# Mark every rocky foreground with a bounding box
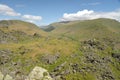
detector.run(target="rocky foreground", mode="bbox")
[0,39,120,80]
[0,66,53,80]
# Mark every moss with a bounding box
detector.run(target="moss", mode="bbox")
[43,72,48,76]
[110,59,120,80]
[65,72,96,80]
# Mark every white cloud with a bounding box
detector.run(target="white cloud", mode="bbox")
[22,15,42,23]
[22,15,42,21]
[0,4,21,16]
[60,9,120,22]
[0,4,43,25]
[25,20,35,23]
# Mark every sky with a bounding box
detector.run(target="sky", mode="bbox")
[0,0,120,26]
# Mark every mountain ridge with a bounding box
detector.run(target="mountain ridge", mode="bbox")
[44,18,120,41]
[0,20,47,36]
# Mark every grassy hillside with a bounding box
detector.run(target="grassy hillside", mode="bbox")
[0,18,120,80]
[0,20,47,36]
[47,18,120,41]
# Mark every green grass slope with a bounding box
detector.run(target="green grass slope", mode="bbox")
[0,20,47,36]
[49,18,120,40]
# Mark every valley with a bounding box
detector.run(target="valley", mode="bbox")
[0,18,120,80]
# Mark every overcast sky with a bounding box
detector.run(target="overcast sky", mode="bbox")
[0,0,120,25]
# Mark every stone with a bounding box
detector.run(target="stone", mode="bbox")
[0,72,4,80]
[54,75,62,80]
[26,66,53,80]
[4,74,14,80]
[101,71,115,80]
[42,53,60,64]
[81,39,106,51]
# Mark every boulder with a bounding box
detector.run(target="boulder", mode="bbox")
[26,66,53,80]
[0,72,4,80]
[4,74,14,80]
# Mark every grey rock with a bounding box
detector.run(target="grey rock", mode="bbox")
[0,72,4,80]
[42,53,60,64]
[53,75,62,80]
[101,71,115,80]
[81,39,106,52]
[50,62,68,80]
[0,29,17,43]
[53,62,66,72]
[26,66,53,80]
[4,74,14,80]
[0,49,12,66]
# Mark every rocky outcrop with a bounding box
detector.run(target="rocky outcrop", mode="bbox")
[4,74,14,80]
[26,66,53,80]
[83,52,115,80]
[41,53,60,64]
[50,62,69,80]
[0,66,53,80]
[0,49,12,66]
[0,30,17,43]
[80,39,107,52]
[0,72,14,80]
